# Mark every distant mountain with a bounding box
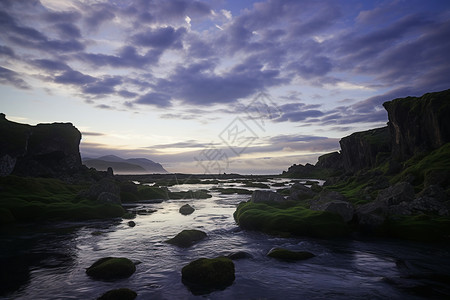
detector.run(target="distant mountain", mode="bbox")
[83,155,168,174]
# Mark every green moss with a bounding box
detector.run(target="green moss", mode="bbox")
[233,202,349,238]
[383,214,450,242]
[182,257,235,295]
[97,288,137,300]
[392,143,450,189]
[137,186,168,200]
[165,229,207,247]
[86,257,136,281]
[267,248,315,261]
[0,175,124,222]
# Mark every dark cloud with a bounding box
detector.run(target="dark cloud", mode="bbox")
[42,10,82,24]
[32,59,69,71]
[132,26,186,49]
[125,0,211,25]
[84,3,115,31]
[148,140,220,149]
[0,66,31,89]
[118,90,138,99]
[0,45,15,58]
[53,23,82,39]
[136,92,172,107]
[54,70,95,85]
[77,46,162,68]
[82,132,105,136]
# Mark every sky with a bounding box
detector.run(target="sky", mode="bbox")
[1,0,449,174]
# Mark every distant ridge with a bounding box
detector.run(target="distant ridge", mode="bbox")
[83,155,168,174]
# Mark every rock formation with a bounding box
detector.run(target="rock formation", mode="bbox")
[0,113,82,177]
[383,89,450,160]
[339,127,391,172]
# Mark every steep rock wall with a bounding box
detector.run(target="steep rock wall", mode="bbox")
[0,113,82,177]
[383,89,450,160]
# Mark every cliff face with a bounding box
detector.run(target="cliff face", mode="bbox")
[339,127,391,172]
[383,89,450,161]
[0,114,82,177]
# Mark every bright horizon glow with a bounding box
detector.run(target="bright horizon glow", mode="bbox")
[1,0,449,174]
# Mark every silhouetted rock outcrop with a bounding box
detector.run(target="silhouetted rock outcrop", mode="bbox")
[0,113,82,177]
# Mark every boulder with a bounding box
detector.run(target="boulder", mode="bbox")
[97,288,137,300]
[267,248,315,261]
[227,251,253,260]
[356,182,416,229]
[165,229,207,247]
[81,178,121,204]
[377,182,415,206]
[288,183,316,201]
[128,221,136,227]
[86,257,136,280]
[182,257,235,295]
[251,190,285,203]
[179,204,195,215]
[310,190,354,222]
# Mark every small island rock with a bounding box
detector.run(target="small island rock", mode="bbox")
[182,257,235,295]
[97,288,137,300]
[86,257,136,280]
[165,229,207,247]
[179,204,195,215]
[267,248,315,261]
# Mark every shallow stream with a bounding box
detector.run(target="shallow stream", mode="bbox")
[1,179,449,299]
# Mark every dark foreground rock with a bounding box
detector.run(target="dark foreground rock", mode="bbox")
[86,257,136,280]
[251,190,285,203]
[97,288,137,300]
[165,230,207,247]
[179,204,195,215]
[182,257,235,295]
[267,248,315,261]
[310,190,354,222]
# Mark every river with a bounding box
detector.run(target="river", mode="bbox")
[1,179,449,299]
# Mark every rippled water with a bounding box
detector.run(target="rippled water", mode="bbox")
[1,179,449,299]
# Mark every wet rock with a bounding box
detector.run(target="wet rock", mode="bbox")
[182,257,235,295]
[251,190,285,203]
[165,229,207,247]
[227,251,253,260]
[179,204,195,215]
[86,257,136,280]
[288,183,316,201]
[310,190,354,222]
[267,248,315,261]
[128,221,136,227]
[97,288,137,300]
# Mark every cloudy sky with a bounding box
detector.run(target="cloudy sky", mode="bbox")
[1,0,449,174]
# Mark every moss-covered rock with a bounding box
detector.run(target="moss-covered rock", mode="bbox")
[86,257,136,280]
[182,257,235,295]
[267,248,315,261]
[165,229,207,247]
[179,204,195,215]
[234,201,349,238]
[97,288,137,300]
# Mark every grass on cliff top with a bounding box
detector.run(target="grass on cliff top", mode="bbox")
[392,142,450,190]
[0,176,124,223]
[234,201,349,238]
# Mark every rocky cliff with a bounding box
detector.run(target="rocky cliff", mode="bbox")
[383,89,450,161]
[339,126,391,172]
[0,113,82,177]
